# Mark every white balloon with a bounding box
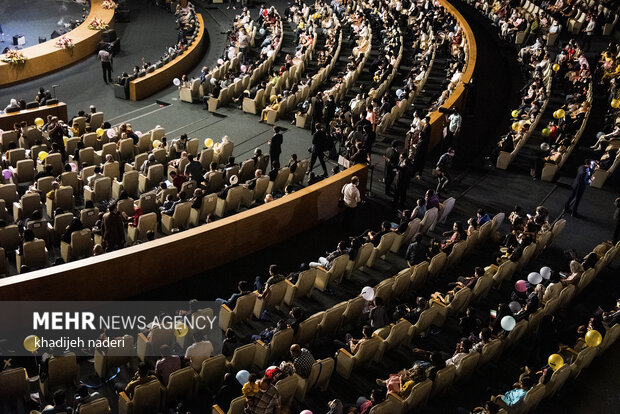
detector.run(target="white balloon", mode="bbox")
[106,128,116,139]
[501,315,516,331]
[361,286,375,301]
[540,266,552,280]
[527,272,542,285]
[173,78,181,86]
[235,370,250,385]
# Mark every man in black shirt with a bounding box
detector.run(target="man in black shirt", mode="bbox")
[309,123,328,177]
[269,126,283,171]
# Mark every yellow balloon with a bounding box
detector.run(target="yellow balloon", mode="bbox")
[611,99,620,109]
[204,138,214,148]
[552,63,560,72]
[585,329,602,347]
[152,140,161,149]
[512,122,520,132]
[270,95,277,103]
[553,109,565,119]
[38,151,48,161]
[548,353,564,371]
[23,335,40,353]
[511,110,519,118]
[34,117,44,128]
[96,128,104,137]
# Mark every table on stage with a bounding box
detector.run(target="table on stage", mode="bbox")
[0,103,68,131]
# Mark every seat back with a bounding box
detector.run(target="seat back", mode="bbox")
[431,365,456,396]
[137,212,158,238]
[384,319,413,351]
[61,171,79,193]
[420,207,438,233]
[48,353,78,391]
[167,366,195,404]
[294,268,316,298]
[342,296,366,328]
[131,379,162,413]
[7,148,26,167]
[405,378,432,410]
[0,367,28,400]
[16,159,35,183]
[22,239,47,269]
[71,229,94,259]
[252,176,270,202]
[352,242,374,273]
[319,301,347,337]
[53,213,74,237]
[0,184,18,205]
[455,351,480,382]
[200,354,227,392]
[294,311,323,346]
[275,375,298,408]
[0,225,20,252]
[45,153,63,175]
[329,254,350,285]
[428,252,447,279]
[199,148,214,170]
[306,357,335,393]
[230,343,256,371]
[438,197,455,223]
[92,177,112,202]
[55,186,74,211]
[205,171,225,194]
[122,170,139,197]
[479,338,503,366]
[410,261,429,290]
[172,201,192,228]
[103,161,120,180]
[231,293,257,324]
[273,167,290,193]
[147,163,165,184]
[137,192,157,214]
[20,192,42,219]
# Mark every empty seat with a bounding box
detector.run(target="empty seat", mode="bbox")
[119,379,164,414]
[60,229,94,262]
[219,293,257,331]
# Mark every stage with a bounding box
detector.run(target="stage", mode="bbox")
[0,0,89,49]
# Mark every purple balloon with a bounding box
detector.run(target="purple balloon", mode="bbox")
[2,169,12,180]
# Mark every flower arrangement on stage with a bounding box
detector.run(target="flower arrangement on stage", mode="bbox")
[55,36,75,49]
[1,50,27,64]
[102,0,118,9]
[88,17,109,31]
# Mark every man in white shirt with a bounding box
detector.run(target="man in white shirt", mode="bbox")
[445,338,472,370]
[184,332,214,372]
[238,28,249,64]
[342,176,361,232]
[446,109,462,150]
[98,47,113,84]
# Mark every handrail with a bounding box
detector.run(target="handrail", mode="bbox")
[0,0,115,88]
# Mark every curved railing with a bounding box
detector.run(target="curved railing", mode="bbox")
[0,164,368,300]
[0,0,115,88]
[129,13,208,100]
[427,0,477,149]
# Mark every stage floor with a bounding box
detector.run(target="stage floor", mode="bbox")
[0,0,88,49]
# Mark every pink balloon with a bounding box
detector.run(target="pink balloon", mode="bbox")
[107,128,116,139]
[515,280,527,293]
[135,131,143,138]
[69,162,77,172]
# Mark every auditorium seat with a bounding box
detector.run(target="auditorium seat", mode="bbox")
[165,366,196,409]
[136,192,157,214]
[341,296,366,329]
[13,159,36,185]
[118,379,164,414]
[420,207,438,234]
[275,374,298,408]
[253,280,287,318]
[199,354,227,393]
[78,397,111,414]
[94,334,134,378]
[46,186,74,217]
[198,148,214,170]
[410,305,440,338]
[430,365,456,397]
[219,293,257,331]
[112,170,139,199]
[376,318,413,354]
[84,176,112,203]
[16,239,48,272]
[40,352,79,398]
[318,301,347,338]
[13,193,42,221]
[0,183,19,206]
[60,229,94,262]
[35,176,55,202]
[336,334,382,379]
[446,240,467,269]
[0,130,19,150]
[138,164,164,193]
[314,254,349,291]
[215,186,244,217]
[212,396,245,414]
[161,201,192,234]
[427,251,446,280]
[254,327,294,369]
[136,325,175,362]
[283,268,316,305]
[188,193,217,226]
[293,311,323,347]
[7,148,26,167]
[41,153,63,176]
[367,232,396,268]
[203,171,224,194]
[118,139,135,163]
[544,364,570,398]
[0,367,29,410]
[127,212,157,243]
[228,343,257,371]
[390,378,432,412]
[245,176,269,207]
[237,159,256,182]
[180,79,201,103]
[267,167,290,194]
[294,357,335,401]
[345,242,373,278]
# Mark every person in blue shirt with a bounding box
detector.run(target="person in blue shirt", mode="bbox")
[492,375,534,408]
[477,208,491,226]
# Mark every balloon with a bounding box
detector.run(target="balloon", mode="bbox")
[540,142,550,152]
[38,151,48,161]
[540,266,552,280]
[265,366,278,378]
[396,89,403,98]
[300,411,313,414]
[96,128,104,137]
[508,301,522,313]
[585,330,602,347]
[511,110,519,118]
[259,28,266,36]
[267,50,274,58]
[361,286,375,301]
[270,95,277,103]
[107,128,116,139]
[611,99,620,109]
[553,109,565,119]
[240,65,247,73]
[69,162,78,172]
[152,140,161,149]
[500,315,516,331]
[135,131,143,138]
[173,78,181,87]
[34,117,44,128]
[552,63,560,72]
[527,272,542,285]
[512,122,520,132]
[515,280,527,293]
[23,335,40,352]
[204,138,214,148]
[548,353,564,371]
[541,128,550,137]
[235,369,250,385]
[217,58,224,65]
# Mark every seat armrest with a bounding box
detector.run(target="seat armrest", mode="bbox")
[212,405,226,414]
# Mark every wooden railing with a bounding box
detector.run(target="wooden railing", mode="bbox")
[129,14,208,101]
[0,164,368,300]
[428,0,477,149]
[0,0,115,88]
